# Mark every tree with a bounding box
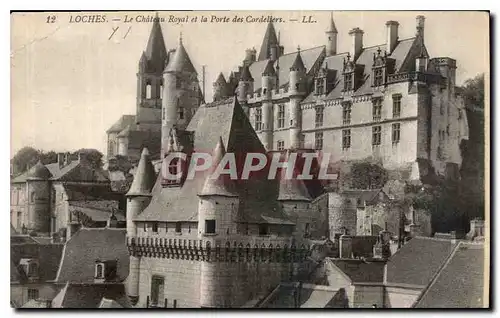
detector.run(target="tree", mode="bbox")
[73,148,104,170]
[11,146,40,174]
[348,162,388,190]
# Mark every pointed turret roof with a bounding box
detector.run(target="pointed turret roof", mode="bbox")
[327,12,338,33]
[277,151,312,202]
[26,160,52,180]
[290,48,306,71]
[126,148,156,196]
[164,36,197,74]
[239,64,254,82]
[215,72,227,84]
[144,12,168,73]
[262,60,276,76]
[258,22,279,61]
[199,137,238,198]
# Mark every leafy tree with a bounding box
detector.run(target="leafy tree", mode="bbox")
[73,148,104,170]
[39,150,58,165]
[348,162,388,190]
[11,146,40,174]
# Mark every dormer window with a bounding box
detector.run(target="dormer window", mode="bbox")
[94,260,118,282]
[344,73,353,91]
[315,76,325,95]
[373,68,384,87]
[20,258,39,279]
[95,262,105,279]
[315,105,324,127]
[372,47,395,87]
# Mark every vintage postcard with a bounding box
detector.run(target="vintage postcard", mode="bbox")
[10,10,489,309]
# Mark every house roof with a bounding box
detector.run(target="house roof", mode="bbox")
[329,259,385,283]
[136,97,291,225]
[51,282,130,308]
[415,242,485,308]
[99,297,125,308]
[260,283,346,308]
[386,237,458,287]
[106,115,136,134]
[63,183,120,201]
[68,202,124,223]
[164,40,197,74]
[56,228,129,283]
[126,148,156,196]
[21,299,52,308]
[10,243,64,283]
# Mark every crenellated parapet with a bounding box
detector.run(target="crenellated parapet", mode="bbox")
[127,236,311,263]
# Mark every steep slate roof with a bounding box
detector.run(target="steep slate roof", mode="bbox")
[63,183,120,201]
[215,72,227,84]
[56,228,129,283]
[290,50,306,71]
[415,242,485,308]
[126,148,156,196]
[52,282,130,308]
[143,13,168,74]
[328,259,385,283]
[25,161,52,180]
[260,283,347,308]
[386,237,458,287]
[327,13,338,33]
[302,37,421,103]
[10,243,64,283]
[68,202,124,222]
[21,299,52,308]
[99,297,125,308]
[258,22,279,61]
[136,97,291,225]
[277,151,312,202]
[248,45,325,93]
[106,115,136,134]
[164,40,197,74]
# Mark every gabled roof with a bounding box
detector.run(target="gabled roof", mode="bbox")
[136,97,291,225]
[126,148,156,196]
[199,137,238,198]
[215,72,227,84]
[258,22,279,61]
[10,243,64,283]
[415,242,485,308]
[52,282,130,308]
[56,228,129,283]
[164,39,197,74]
[386,237,458,287]
[106,115,136,134]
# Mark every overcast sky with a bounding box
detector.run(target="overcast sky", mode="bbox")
[10,11,488,157]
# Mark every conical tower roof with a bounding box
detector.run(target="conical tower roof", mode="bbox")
[262,60,276,76]
[215,72,227,84]
[258,22,279,61]
[144,13,168,73]
[277,151,312,202]
[164,36,197,74]
[26,160,52,180]
[239,64,254,82]
[327,12,338,33]
[126,148,156,196]
[199,137,238,198]
[290,49,306,71]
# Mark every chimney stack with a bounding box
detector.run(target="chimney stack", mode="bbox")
[57,153,65,168]
[385,21,399,54]
[416,15,425,41]
[348,28,364,60]
[64,152,72,166]
[339,228,352,259]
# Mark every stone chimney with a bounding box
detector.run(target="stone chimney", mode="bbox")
[57,153,65,168]
[64,152,72,166]
[348,27,364,60]
[416,15,425,41]
[339,228,352,259]
[244,48,257,66]
[466,218,485,241]
[385,21,399,54]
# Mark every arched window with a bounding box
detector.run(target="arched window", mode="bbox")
[95,263,104,279]
[146,83,152,99]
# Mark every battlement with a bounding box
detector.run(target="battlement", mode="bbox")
[127,235,311,263]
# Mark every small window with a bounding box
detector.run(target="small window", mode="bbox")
[175,222,182,233]
[152,222,159,233]
[342,129,351,150]
[315,105,324,127]
[315,132,323,150]
[304,223,310,238]
[277,104,285,129]
[146,83,152,99]
[373,68,384,86]
[372,99,382,121]
[316,78,325,95]
[30,192,35,203]
[245,224,249,235]
[259,224,268,236]
[143,222,148,232]
[277,140,285,151]
[178,106,184,120]
[27,289,39,301]
[95,263,104,279]
[392,94,402,118]
[263,88,267,94]
[344,73,353,91]
[173,300,177,308]
[342,103,352,125]
[205,220,216,234]
[372,126,382,146]
[28,262,38,277]
[392,123,401,144]
[255,107,262,131]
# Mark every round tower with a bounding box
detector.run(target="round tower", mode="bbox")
[237,64,254,115]
[261,60,277,151]
[326,12,338,57]
[288,48,307,149]
[328,192,357,239]
[25,161,52,234]
[125,148,156,304]
[197,137,239,308]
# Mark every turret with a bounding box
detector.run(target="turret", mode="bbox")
[326,12,338,56]
[243,47,257,66]
[162,34,200,158]
[237,64,254,107]
[289,48,307,149]
[213,72,228,102]
[125,148,156,305]
[260,60,276,151]
[25,160,52,235]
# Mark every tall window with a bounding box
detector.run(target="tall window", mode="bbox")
[342,129,351,150]
[162,108,165,120]
[259,224,269,236]
[150,276,165,307]
[143,222,148,232]
[373,68,384,86]
[205,220,216,234]
[372,99,382,121]
[28,262,38,277]
[28,289,39,301]
[176,76,182,89]
[178,106,184,120]
[392,94,402,118]
[315,132,323,150]
[342,103,352,125]
[30,192,35,203]
[277,104,285,128]
[95,263,104,279]
[372,126,382,146]
[255,107,262,131]
[344,73,353,91]
[277,140,285,151]
[304,223,310,238]
[392,123,401,144]
[152,222,159,233]
[316,79,325,95]
[175,222,182,233]
[315,105,324,127]
[146,83,152,99]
